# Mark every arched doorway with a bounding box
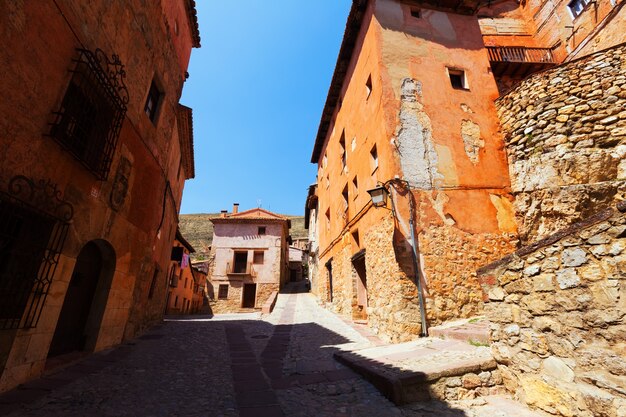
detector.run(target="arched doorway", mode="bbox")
[48,240,116,357]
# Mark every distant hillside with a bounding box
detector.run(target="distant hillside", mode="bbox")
[178,213,306,260]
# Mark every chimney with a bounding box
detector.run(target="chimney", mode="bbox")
[220,210,227,218]
[233,203,239,214]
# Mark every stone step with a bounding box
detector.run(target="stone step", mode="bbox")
[428,317,490,345]
[334,338,503,405]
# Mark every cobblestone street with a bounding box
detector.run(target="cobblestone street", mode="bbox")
[1,283,539,417]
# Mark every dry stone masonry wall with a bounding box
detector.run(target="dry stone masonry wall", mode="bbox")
[496,44,626,244]
[478,203,626,417]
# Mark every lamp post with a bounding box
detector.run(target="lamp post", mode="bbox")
[367,180,428,337]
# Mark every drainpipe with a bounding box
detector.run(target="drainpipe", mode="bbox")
[407,196,428,337]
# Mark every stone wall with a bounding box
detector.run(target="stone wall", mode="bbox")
[419,223,518,324]
[496,43,626,244]
[364,214,423,343]
[478,203,626,417]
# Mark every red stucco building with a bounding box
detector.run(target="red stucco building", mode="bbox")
[0,0,200,392]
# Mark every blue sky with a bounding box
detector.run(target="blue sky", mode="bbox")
[180,1,352,215]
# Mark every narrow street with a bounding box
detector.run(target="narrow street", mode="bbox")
[1,283,537,417]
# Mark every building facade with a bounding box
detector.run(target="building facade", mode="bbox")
[165,229,198,315]
[207,205,290,313]
[309,0,625,343]
[0,0,199,392]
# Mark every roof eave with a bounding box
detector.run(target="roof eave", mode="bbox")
[310,0,369,164]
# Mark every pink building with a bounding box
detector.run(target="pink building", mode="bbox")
[207,204,290,313]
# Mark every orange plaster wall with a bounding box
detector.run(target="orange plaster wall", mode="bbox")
[315,1,399,259]
[375,0,513,234]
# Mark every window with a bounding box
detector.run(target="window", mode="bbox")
[233,251,248,273]
[253,251,264,264]
[366,75,372,99]
[174,295,179,307]
[340,132,347,171]
[144,80,162,123]
[258,226,266,235]
[342,184,349,213]
[352,230,360,248]
[352,176,359,199]
[49,49,128,180]
[370,145,378,173]
[184,278,188,288]
[410,8,421,18]
[323,152,328,169]
[447,68,468,90]
[218,284,229,299]
[168,265,178,287]
[325,208,331,232]
[568,0,590,18]
[326,174,330,190]
[148,266,159,299]
[0,176,73,330]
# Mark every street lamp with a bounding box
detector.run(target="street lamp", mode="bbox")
[367,179,428,337]
[366,185,389,207]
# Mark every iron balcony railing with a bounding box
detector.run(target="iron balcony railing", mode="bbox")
[486,46,556,64]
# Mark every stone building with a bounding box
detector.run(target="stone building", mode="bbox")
[310,0,624,414]
[309,0,625,344]
[288,246,305,282]
[309,0,518,342]
[476,42,626,417]
[165,229,198,315]
[207,205,290,313]
[0,0,199,392]
[305,184,320,293]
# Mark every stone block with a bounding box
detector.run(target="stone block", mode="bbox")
[462,373,481,389]
[557,268,581,289]
[543,356,575,382]
[562,248,588,267]
[532,273,555,291]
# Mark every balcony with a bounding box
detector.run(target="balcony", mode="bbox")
[226,262,257,278]
[486,46,557,78]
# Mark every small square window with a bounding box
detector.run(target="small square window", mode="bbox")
[145,80,163,123]
[218,284,229,299]
[567,0,590,18]
[253,251,264,264]
[370,145,379,173]
[352,176,359,199]
[325,208,331,231]
[448,68,468,90]
[258,226,266,235]
[339,131,347,170]
[366,75,372,99]
[352,230,360,248]
[342,184,349,213]
[410,8,421,19]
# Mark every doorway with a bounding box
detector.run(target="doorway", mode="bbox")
[242,283,256,308]
[352,250,367,321]
[48,240,115,357]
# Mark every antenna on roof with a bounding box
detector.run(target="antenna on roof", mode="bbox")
[257,199,262,208]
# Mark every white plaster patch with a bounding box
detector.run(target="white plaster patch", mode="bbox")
[395,78,443,189]
[461,120,484,165]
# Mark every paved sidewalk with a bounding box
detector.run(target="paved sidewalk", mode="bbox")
[0,282,545,416]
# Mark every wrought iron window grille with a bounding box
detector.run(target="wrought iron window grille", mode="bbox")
[48,48,129,181]
[0,175,74,330]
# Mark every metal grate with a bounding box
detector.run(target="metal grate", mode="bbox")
[0,176,72,330]
[49,49,128,181]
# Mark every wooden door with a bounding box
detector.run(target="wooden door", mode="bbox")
[242,283,256,308]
